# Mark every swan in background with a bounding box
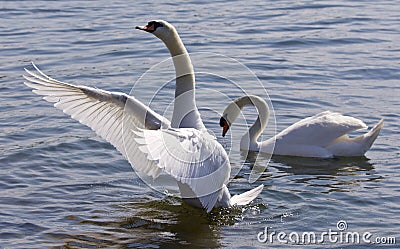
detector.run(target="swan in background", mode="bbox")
[23,20,263,213]
[220,95,383,158]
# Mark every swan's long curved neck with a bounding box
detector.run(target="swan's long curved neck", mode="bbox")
[162,32,205,130]
[237,96,269,150]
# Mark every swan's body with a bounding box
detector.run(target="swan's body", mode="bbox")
[220,95,383,158]
[24,21,263,212]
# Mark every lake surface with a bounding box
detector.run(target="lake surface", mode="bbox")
[1,0,399,248]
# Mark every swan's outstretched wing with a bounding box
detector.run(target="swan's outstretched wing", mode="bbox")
[134,128,231,212]
[24,63,231,212]
[23,63,170,178]
[275,111,368,146]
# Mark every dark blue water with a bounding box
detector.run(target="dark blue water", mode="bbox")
[1,0,399,248]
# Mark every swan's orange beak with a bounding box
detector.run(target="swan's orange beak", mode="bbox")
[220,117,230,137]
[135,23,155,33]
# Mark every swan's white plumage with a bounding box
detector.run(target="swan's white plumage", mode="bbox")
[274,111,367,147]
[134,128,230,211]
[229,184,264,206]
[265,111,383,157]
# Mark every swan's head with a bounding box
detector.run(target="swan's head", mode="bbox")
[220,100,242,137]
[220,95,269,137]
[136,20,176,40]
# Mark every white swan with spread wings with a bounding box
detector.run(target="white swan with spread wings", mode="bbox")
[24,20,263,213]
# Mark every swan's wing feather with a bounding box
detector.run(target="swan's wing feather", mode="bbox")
[275,111,368,146]
[23,63,171,178]
[135,128,231,212]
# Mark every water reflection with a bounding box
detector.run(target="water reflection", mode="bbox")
[122,199,224,249]
[59,197,251,248]
[270,155,375,176]
[240,151,383,193]
[242,150,375,175]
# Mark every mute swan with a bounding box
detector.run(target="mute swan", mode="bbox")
[23,20,263,212]
[220,95,383,158]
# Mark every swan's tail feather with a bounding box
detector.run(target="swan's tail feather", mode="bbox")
[230,184,264,206]
[360,119,384,153]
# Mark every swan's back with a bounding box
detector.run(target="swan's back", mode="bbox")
[274,111,367,147]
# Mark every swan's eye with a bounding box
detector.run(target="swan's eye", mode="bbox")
[153,22,164,30]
